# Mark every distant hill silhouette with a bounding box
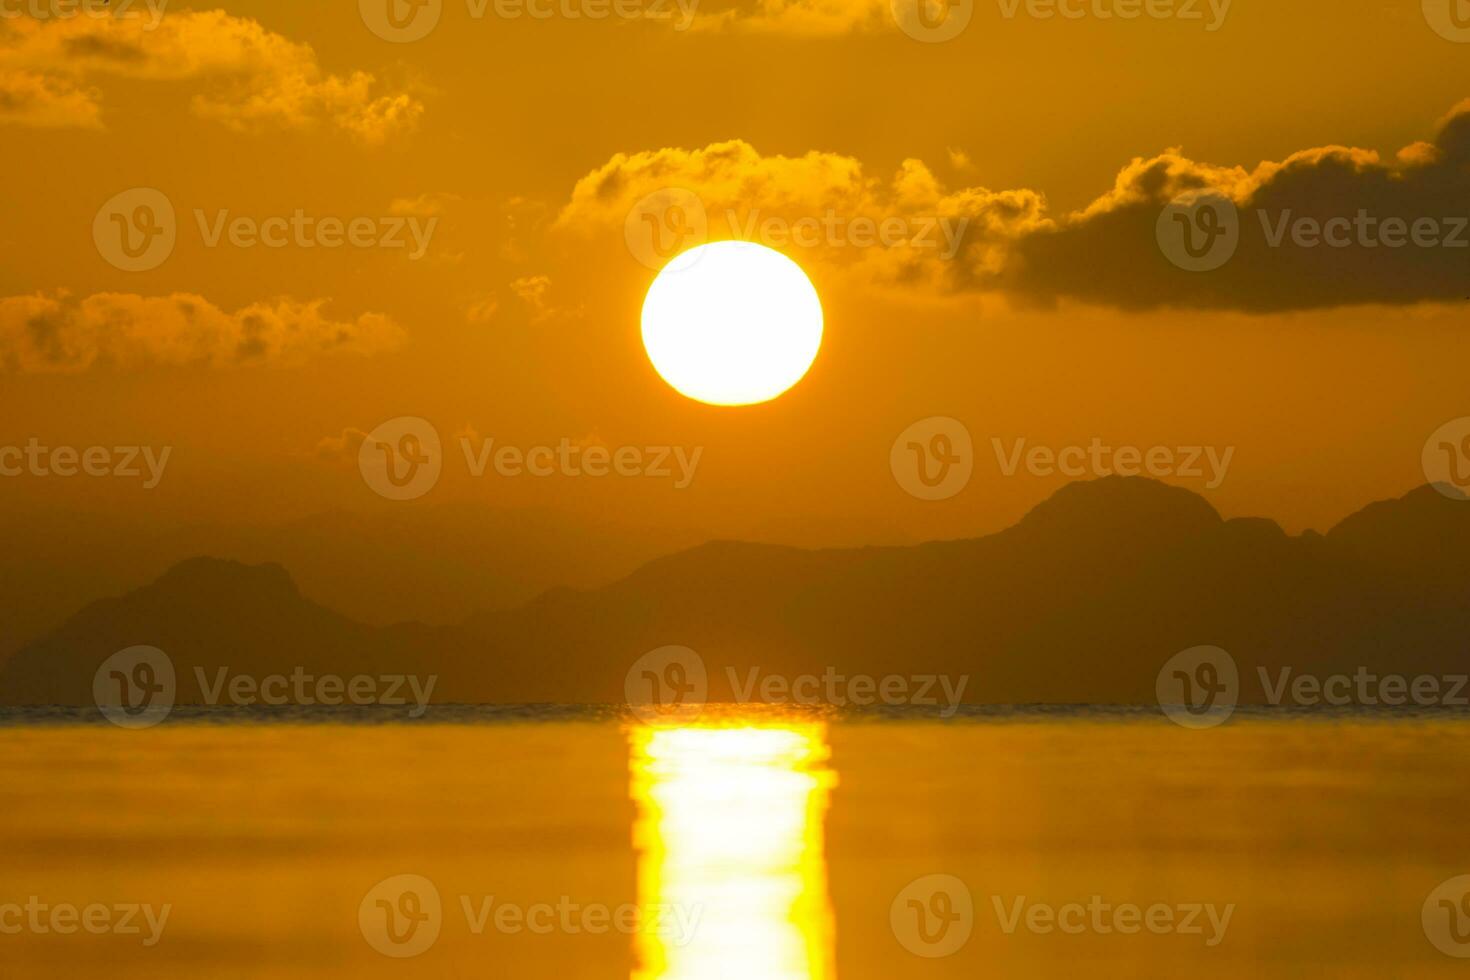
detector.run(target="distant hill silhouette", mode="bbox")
[4,478,1469,707]
[0,502,698,657]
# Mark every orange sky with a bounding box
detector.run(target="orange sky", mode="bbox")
[1,0,1467,547]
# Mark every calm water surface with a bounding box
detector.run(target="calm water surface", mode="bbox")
[2,708,1467,977]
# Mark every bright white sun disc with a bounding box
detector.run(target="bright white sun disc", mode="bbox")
[641,241,823,406]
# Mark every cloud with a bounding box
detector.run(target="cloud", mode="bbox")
[559,100,1470,312]
[555,139,1047,290]
[0,11,423,143]
[465,297,500,324]
[510,275,557,321]
[315,427,369,461]
[389,193,461,218]
[0,69,101,127]
[0,292,405,373]
[1002,100,1470,311]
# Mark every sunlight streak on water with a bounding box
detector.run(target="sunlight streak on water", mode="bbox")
[628,723,837,980]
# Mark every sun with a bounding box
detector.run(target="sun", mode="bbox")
[641,241,823,406]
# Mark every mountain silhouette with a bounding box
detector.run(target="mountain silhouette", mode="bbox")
[4,478,1468,707]
[0,502,699,659]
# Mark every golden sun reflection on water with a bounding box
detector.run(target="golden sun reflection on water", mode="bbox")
[628,722,837,980]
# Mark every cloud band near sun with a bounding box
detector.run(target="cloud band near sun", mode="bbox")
[558,99,1470,313]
